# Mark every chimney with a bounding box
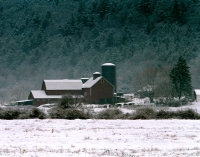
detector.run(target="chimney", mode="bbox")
[93,72,101,80]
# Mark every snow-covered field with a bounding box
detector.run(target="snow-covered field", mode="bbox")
[0,119,200,157]
[0,102,200,157]
[169,102,200,113]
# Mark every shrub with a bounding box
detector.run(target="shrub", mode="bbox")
[48,107,65,119]
[49,107,92,119]
[131,107,155,120]
[29,107,46,119]
[64,108,90,119]
[96,108,123,119]
[155,110,176,119]
[175,109,200,119]
[0,108,20,120]
[156,109,200,119]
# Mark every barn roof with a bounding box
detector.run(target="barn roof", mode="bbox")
[30,90,62,99]
[43,79,83,90]
[194,89,200,95]
[82,76,114,88]
[82,76,102,88]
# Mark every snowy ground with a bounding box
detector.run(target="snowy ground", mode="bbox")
[0,119,200,157]
[168,102,200,113]
[0,102,200,156]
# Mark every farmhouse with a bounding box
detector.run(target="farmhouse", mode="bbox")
[28,63,116,106]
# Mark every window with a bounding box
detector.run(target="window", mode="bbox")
[84,92,87,96]
[101,79,104,84]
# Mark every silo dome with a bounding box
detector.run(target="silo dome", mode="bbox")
[102,63,115,66]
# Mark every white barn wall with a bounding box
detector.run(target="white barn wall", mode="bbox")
[194,89,200,102]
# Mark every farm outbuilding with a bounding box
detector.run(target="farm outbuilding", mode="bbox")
[194,89,200,102]
[15,100,34,106]
[82,72,114,104]
[28,63,116,106]
[28,90,62,107]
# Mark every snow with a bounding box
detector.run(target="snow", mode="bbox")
[102,63,115,66]
[0,102,200,156]
[194,89,200,95]
[0,120,199,157]
[169,101,200,113]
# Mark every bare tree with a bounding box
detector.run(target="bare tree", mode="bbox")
[58,94,84,109]
[133,68,158,102]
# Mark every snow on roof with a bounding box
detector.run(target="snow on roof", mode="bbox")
[123,93,134,96]
[31,90,62,99]
[93,72,101,74]
[102,63,115,66]
[44,79,83,90]
[83,76,102,88]
[16,100,33,103]
[194,89,200,95]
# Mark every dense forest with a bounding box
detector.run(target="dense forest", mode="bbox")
[0,0,200,102]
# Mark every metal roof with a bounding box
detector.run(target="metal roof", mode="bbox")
[44,79,83,90]
[82,76,102,88]
[30,90,62,99]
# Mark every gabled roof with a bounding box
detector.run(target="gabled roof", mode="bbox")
[43,79,83,90]
[83,76,114,88]
[30,90,62,99]
[83,76,102,88]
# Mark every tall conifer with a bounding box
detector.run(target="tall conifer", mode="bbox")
[170,56,192,101]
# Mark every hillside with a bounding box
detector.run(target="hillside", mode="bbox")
[1,0,200,102]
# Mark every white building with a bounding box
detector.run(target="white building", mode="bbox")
[194,89,200,102]
[123,93,134,101]
[131,97,150,105]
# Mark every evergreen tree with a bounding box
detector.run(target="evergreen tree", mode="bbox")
[139,0,152,16]
[169,56,192,101]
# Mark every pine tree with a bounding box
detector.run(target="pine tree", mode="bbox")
[139,0,152,16]
[169,56,192,101]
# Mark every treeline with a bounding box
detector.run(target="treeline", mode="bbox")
[0,0,200,102]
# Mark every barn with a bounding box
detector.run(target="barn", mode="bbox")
[28,67,115,106]
[82,72,114,104]
[28,90,62,107]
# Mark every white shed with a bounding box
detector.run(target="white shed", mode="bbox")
[194,89,200,102]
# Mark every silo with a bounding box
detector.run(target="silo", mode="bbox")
[101,63,117,92]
